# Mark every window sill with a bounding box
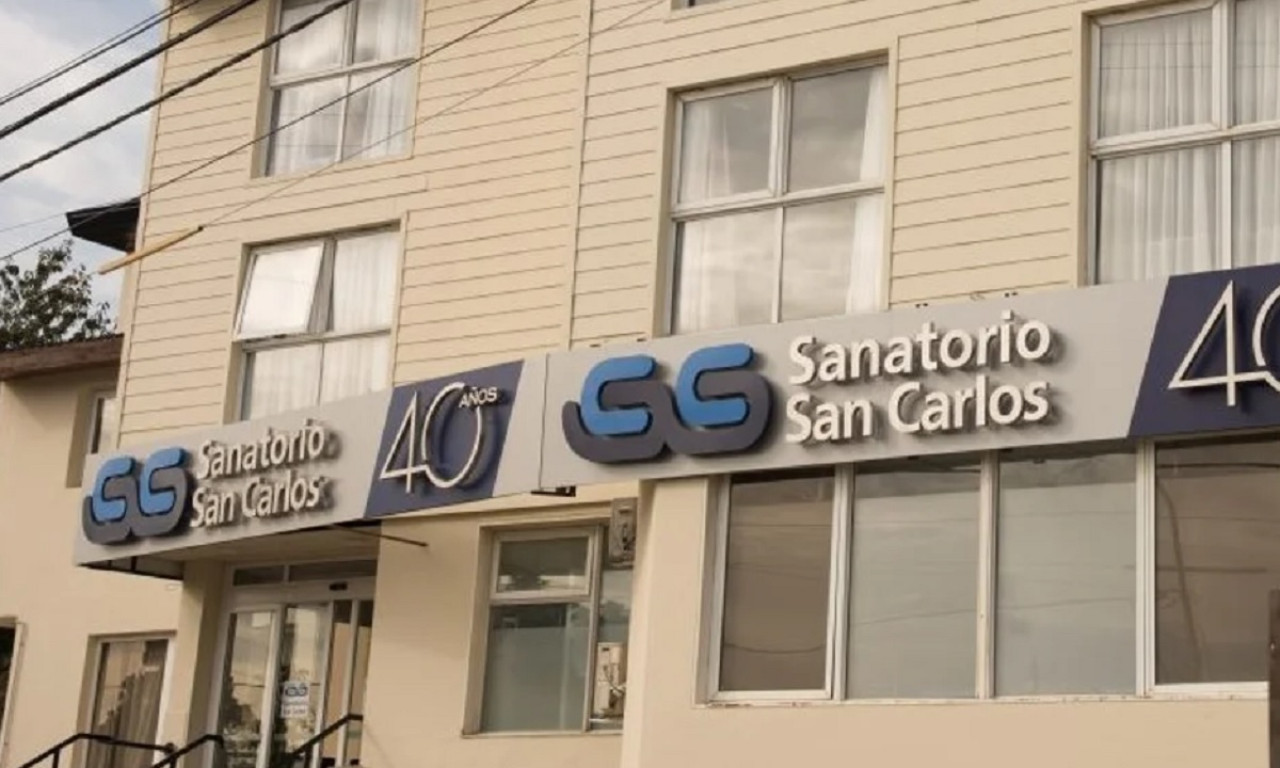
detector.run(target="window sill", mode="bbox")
[700,691,1266,709]
[460,729,624,739]
[246,149,415,189]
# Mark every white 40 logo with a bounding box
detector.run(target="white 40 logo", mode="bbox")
[1169,280,1280,406]
[380,383,501,492]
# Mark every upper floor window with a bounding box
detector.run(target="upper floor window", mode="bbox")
[266,0,419,176]
[88,391,116,455]
[235,229,399,420]
[670,64,887,334]
[1092,0,1280,283]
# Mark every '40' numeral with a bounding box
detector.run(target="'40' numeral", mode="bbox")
[1169,280,1280,406]
[379,383,487,492]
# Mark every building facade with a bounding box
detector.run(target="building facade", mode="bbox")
[64,0,1280,766]
[0,338,180,768]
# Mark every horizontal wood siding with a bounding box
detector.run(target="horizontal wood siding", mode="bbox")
[124,0,1100,443]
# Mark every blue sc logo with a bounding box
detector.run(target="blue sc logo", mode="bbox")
[562,343,772,464]
[82,448,192,545]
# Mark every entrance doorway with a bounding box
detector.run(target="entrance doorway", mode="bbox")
[216,561,375,768]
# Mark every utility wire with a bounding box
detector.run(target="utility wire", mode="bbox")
[0,0,354,186]
[0,0,664,264]
[0,0,262,143]
[0,0,202,110]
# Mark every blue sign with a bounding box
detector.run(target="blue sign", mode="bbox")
[82,447,192,545]
[364,361,523,519]
[562,343,773,464]
[1131,262,1280,437]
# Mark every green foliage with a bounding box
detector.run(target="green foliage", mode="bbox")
[0,241,113,351]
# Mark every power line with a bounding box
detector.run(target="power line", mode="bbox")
[0,0,354,186]
[0,0,202,111]
[0,0,262,144]
[0,0,665,264]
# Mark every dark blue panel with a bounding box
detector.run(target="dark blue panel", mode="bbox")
[364,361,523,519]
[1130,263,1280,438]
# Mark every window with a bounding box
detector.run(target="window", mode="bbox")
[1092,0,1280,282]
[670,64,887,334]
[1155,435,1280,684]
[88,392,117,455]
[266,0,418,176]
[478,531,632,732]
[0,624,15,756]
[85,638,170,768]
[711,449,1138,701]
[236,229,398,420]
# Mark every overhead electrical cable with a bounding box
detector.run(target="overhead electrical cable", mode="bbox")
[0,0,262,143]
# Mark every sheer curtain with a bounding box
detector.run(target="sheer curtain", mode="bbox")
[1235,0,1280,267]
[245,346,322,419]
[321,337,390,403]
[269,79,345,176]
[675,211,774,333]
[343,68,414,161]
[1099,11,1213,138]
[677,89,771,203]
[331,232,398,331]
[354,0,418,63]
[1235,0,1280,125]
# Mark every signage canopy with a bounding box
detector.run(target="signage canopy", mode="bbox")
[77,263,1280,568]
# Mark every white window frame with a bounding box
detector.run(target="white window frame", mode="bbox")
[474,527,624,733]
[262,0,420,176]
[83,634,176,765]
[666,61,888,335]
[1088,0,1280,283]
[235,229,397,420]
[705,441,1273,705]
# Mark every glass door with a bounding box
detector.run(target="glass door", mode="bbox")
[218,599,374,768]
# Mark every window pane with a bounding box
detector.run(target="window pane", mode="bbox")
[343,68,413,162]
[276,0,349,76]
[674,210,776,333]
[780,195,882,322]
[481,602,590,731]
[1234,0,1280,125]
[1097,146,1218,283]
[220,612,275,768]
[244,345,322,420]
[848,463,979,699]
[678,88,772,203]
[320,336,390,403]
[997,450,1136,696]
[1098,10,1213,138]
[269,78,345,176]
[331,231,398,331]
[496,538,591,594]
[1233,136,1280,266]
[720,472,833,693]
[354,0,417,63]
[91,394,117,455]
[86,639,168,768]
[788,68,885,190]
[267,605,328,765]
[1156,437,1280,684]
[238,244,324,339]
[591,567,631,730]
[0,627,13,742]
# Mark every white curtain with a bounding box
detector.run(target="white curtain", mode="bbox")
[354,0,418,63]
[343,68,413,161]
[860,67,888,181]
[675,211,775,333]
[270,79,345,176]
[1235,0,1280,125]
[320,336,390,403]
[1098,10,1213,138]
[848,193,884,313]
[331,231,398,332]
[677,89,771,204]
[245,346,322,419]
[277,0,347,76]
[1235,136,1280,266]
[1098,146,1217,283]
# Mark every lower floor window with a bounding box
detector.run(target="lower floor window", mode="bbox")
[479,530,632,733]
[712,434,1280,700]
[85,637,170,768]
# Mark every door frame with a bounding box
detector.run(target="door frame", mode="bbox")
[208,573,376,768]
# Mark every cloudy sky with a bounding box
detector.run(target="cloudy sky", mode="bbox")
[0,0,164,311]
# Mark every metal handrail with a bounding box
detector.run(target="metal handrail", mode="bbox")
[149,733,225,768]
[269,713,363,768]
[18,733,174,768]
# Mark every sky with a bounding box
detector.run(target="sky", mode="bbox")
[0,0,166,312]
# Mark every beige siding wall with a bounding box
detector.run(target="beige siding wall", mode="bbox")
[0,368,179,768]
[124,0,1105,437]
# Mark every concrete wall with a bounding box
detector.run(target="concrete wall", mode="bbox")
[358,504,623,768]
[0,367,179,767]
[621,476,1268,768]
